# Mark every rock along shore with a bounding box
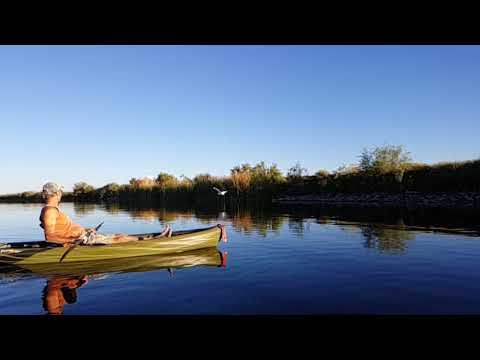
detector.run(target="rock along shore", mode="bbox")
[273,192,480,209]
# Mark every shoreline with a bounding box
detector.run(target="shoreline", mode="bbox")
[2,191,480,210]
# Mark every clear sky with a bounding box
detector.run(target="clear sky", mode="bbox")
[1,45,479,194]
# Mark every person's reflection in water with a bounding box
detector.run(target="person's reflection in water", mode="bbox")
[41,275,88,315]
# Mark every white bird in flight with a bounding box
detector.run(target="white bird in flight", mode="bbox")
[213,187,228,196]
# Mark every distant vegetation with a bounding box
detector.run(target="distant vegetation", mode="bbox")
[1,145,479,204]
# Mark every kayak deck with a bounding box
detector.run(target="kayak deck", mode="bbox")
[0,225,225,265]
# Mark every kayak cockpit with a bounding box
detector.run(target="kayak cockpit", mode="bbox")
[1,225,223,249]
[1,241,61,249]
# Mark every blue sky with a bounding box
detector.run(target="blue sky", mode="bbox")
[1,45,479,194]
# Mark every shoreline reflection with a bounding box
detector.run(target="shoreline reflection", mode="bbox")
[90,202,480,241]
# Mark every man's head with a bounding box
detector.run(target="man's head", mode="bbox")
[42,182,64,201]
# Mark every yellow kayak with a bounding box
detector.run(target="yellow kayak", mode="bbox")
[0,225,227,266]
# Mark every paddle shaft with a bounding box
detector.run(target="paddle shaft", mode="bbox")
[59,222,104,262]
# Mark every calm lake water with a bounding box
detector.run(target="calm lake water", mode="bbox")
[0,202,479,315]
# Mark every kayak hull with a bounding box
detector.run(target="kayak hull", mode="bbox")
[0,225,223,265]
[1,247,226,277]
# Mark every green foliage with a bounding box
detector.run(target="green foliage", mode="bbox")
[192,173,215,192]
[359,145,412,174]
[73,182,96,195]
[72,182,96,201]
[403,159,480,192]
[228,162,286,198]
[250,162,285,190]
[267,164,285,184]
[98,183,121,200]
[156,173,178,190]
[3,148,480,204]
[129,178,139,188]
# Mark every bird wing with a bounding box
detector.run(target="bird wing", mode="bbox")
[213,187,220,192]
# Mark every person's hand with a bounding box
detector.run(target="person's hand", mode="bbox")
[85,228,97,235]
[63,240,79,247]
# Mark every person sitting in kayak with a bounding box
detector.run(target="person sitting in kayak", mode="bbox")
[39,182,172,247]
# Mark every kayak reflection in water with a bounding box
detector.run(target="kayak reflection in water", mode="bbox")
[41,275,88,315]
[39,182,173,247]
[37,249,228,314]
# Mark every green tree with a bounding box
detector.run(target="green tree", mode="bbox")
[267,164,285,184]
[98,183,121,199]
[156,173,178,191]
[73,182,95,196]
[129,178,139,188]
[249,162,285,192]
[359,145,412,175]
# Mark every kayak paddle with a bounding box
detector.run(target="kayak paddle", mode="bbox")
[59,222,104,263]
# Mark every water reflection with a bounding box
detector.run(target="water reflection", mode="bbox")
[98,204,289,237]
[93,202,480,248]
[3,248,227,315]
[42,275,87,315]
[73,203,97,216]
[287,216,307,238]
[360,225,415,253]
[2,202,480,315]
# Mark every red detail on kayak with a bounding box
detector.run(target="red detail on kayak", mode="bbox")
[218,224,228,243]
[221,251,228,267]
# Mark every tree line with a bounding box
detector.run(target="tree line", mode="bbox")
[2,145,479,204]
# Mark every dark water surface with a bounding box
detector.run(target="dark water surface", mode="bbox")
[0,202,479,315]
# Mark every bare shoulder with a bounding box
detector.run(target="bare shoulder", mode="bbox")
[42,207,59,220]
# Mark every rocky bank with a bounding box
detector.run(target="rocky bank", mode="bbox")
[273,191,480,209]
